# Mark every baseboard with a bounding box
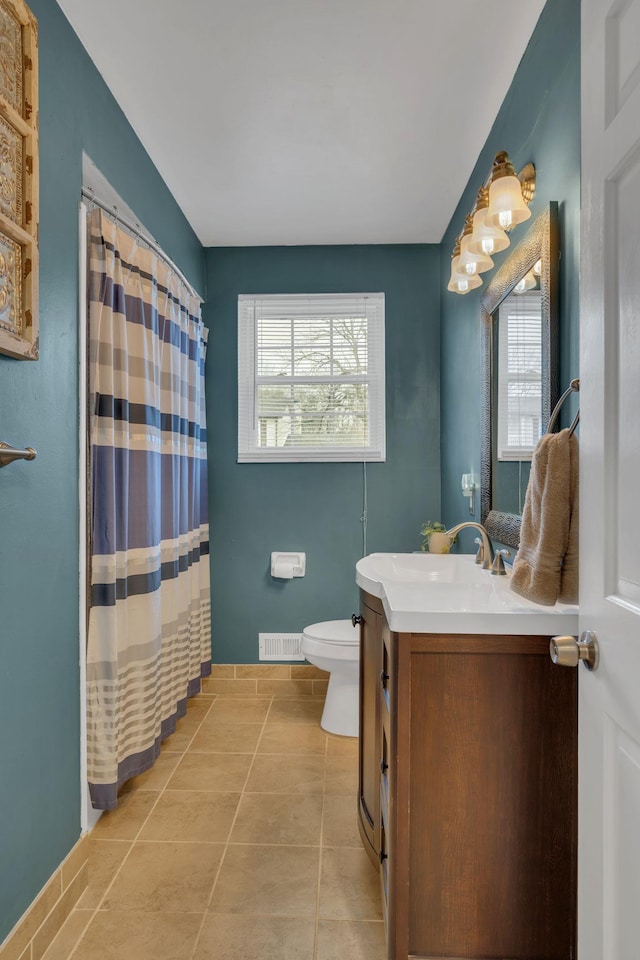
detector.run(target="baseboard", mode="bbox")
[0,834,89,960]
[203,662,329,697]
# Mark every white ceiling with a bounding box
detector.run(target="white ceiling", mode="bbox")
[57,0,547,246]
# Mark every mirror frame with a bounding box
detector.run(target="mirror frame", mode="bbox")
[480,201,559,548]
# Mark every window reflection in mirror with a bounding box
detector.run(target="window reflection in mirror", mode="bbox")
[497,280,542,461]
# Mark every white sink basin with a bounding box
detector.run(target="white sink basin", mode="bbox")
[355,552,579,635]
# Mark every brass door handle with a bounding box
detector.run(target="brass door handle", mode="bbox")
[550,631,599,671]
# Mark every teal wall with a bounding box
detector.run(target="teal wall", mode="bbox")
[439,0,581,552]
[0,1,204,942]
[204,245,440,663]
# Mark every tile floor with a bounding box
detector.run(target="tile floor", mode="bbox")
[43,694,386,960]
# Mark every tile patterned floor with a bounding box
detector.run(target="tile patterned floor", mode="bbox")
[43,694,386,960]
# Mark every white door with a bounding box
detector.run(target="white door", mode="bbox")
[579,0,640,956]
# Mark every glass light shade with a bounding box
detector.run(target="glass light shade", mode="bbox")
[486,174,531,230]
[513,270,536,293]
[532,257,542,276]
[447,254,482,295]
[468,207,510,257]
[458,232,494,276]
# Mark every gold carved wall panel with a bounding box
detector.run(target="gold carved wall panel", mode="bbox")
[0,0,37,360]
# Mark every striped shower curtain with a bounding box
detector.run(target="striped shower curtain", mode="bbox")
[86,208,211,810]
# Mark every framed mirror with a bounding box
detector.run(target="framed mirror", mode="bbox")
[480,201,559,548]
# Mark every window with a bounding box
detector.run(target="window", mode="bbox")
[497,289,542,461]
[238,293,385,462]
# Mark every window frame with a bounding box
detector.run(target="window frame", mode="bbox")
[237,292,386,463]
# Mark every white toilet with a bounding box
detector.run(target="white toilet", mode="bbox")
[300,619,360,737]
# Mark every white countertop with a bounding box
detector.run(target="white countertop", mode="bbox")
[355,552,579,636]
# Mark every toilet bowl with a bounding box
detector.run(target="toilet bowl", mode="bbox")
[300,619,360,737]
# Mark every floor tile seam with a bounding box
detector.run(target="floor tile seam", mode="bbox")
[211,694,274,700]
[320,842,363,849]
[172,695,218,753]
[182,752,286,758]
[190,725,267,732]
[203,909,317,919]
[116,839,231,846]
[203,719,269,724]
[184,911,383,924]
[90,908,207,917]
[264,696,328,701]
[242,791,327,799]
[317,910,385,921]
[251,750,329,756]
[187,749,326,755]
[317,918,385,924]
[220,841,323,849]
[264,717,324,723]
[156,788,244,795]
[86,906,383,923]
[312,737,329,960]
[129,786,354,798]
[86,836,133,844]
[243,790,325,800]
[212,695,325,700]
[189,695,276,959]
[185,749,258,755]
[150,703,221,772]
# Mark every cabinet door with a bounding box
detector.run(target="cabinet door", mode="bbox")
[358,595,382,864]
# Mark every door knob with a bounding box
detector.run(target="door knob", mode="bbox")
[549,631,599,671]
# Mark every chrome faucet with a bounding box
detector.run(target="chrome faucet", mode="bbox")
[445,521,495,571]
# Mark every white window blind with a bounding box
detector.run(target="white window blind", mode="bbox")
[238,293,385,462]
[497,290,542,461]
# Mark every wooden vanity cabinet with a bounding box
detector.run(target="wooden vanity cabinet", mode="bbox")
[357,589,578,960]
[357,592,383,865]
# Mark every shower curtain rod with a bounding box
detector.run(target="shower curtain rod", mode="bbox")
[81,188,203,303]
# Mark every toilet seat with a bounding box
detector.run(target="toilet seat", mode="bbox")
[302,619,359,646]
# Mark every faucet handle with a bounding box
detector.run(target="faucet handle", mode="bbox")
[474,537,484,565]
[490,549,511,576]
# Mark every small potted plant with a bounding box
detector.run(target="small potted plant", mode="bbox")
[420,521,455,554]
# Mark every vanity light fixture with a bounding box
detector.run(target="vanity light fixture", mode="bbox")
[468,186,510,257]
[457,213,494,276]
[447,151,535,295]
[485,151,536,230]
[447,237,482,295]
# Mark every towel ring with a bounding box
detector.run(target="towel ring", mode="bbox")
[547,378,580,436]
